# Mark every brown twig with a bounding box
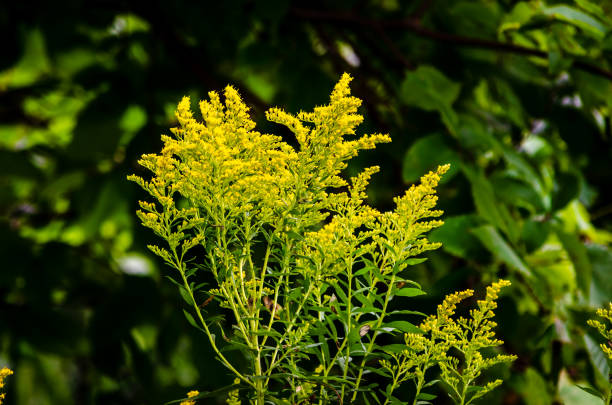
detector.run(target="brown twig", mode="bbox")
[292,8,612,81]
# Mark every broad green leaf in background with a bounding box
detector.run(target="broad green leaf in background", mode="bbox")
[473,79,526,127]
[554,226,591,298]
[499,2,538,33]
[463,165,519,242]
[16,354,74,405]
[512,368,552,405]
[552,172,581,212]
[0,29,50,89]
[574,0,605,17]
[498,147,548,211]
[430,215,485,260]
[525,239,576,301]
[402,133,460,183]
[558,370,605,405]
[491,175,546,214]
[522,219,550,253]
[559,201,612,245]
[472,225,532,278]
[587,244,612,308]
[541,5,607,40]
[400,66,461,134]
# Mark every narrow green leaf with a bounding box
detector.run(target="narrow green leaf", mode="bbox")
[400,66,461,134]
[182,309,199,329]
[352,306,381,314]
[463,165,512,239]
[381,321,422,334]
[416,392,437,400]
[381,344,408,354]
[403,258,428,266]
[395,288,426,297]
[403,133,460,183]
[472,225,532,277]
[576,385,604,400]
[179,286,194,305]
[424,379,440,388]
[555,226,591,297]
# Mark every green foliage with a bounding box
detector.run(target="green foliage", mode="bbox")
[2,0,612,403]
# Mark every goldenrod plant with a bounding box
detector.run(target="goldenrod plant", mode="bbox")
[436,281,516,405]
[129,74,514,404]
[381,281,515,405]
[587,303,612,405]
[0,368,13,405]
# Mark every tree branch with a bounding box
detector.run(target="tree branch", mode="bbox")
[291,8,612,81]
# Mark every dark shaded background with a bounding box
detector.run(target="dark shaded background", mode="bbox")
[1,0,611,403]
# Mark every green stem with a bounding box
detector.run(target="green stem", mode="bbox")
[351,273,396,402]
[320,267,386,401]
[178,267,254,389]
[264,283,315,383]
[255,242,273,336]
[412,374,425,405]
[254,350,265,405]
[219,283,252,346]
[261,240,294,378]
[340,261,354,400]
[458,374,472,405]
[383,374,401,405]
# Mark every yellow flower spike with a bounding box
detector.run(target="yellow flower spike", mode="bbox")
[0,368,13,405]
[588,302,612,361]
[393,281,514,404]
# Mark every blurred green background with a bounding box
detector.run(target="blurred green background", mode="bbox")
[1,0,611,404]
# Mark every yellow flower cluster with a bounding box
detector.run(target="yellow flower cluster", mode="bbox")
[437,280,516,404]
[382,281,515,404]
[129,73,395,273]
[266,73,390,193]
[295,164,449,279]
[374,164,449,273]
[0,368,13,405]
[588,302,612,361]
[179,389,199,405]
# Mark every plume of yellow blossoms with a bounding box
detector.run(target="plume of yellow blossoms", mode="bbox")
[588,303,612,361]
[381,281,515,405]
[0,368,13,405]
[128,73,393,271]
